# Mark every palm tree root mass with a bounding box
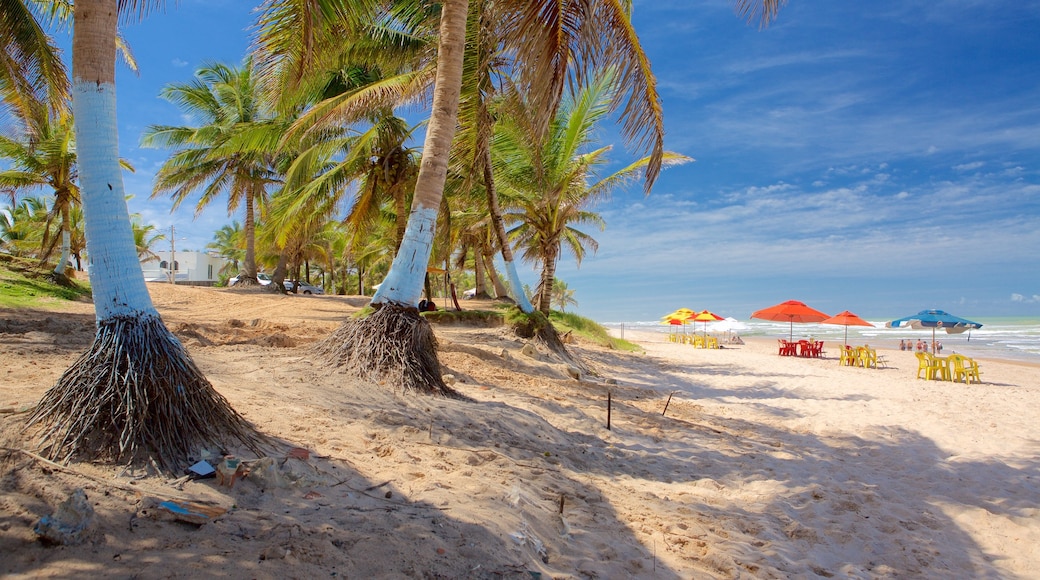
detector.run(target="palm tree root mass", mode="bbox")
[26,315,267,472]
[315,303,459,397]
[513,310,591,375]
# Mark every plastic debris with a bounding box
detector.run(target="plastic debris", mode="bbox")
[188,460,216,478]
[34,488,94,545]
[153,499,227,525]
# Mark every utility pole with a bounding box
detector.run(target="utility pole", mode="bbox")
[169,225,176,284]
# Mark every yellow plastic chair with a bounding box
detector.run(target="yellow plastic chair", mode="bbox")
[951,355,982,384]
[915,352,946,380]
[914,352,930,379]
[706,336,719,349]
[947,354,969,383]
[925,353,950,381]
[861,347,878,369]
[693,336,705,348]
[840,346,857,366]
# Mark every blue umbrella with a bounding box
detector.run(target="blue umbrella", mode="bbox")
[885,309,982,349]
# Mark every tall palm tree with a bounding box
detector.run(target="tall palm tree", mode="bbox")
[142,61,280,286]
[0,194,47,256]
[27,0,263,471]
[551,279,578,313]
[206,221,244,276]
[258,0,785,392]
[494,70,691,314]
[0,0,70,118]
[0,103,79,277]
[130,214,164,261]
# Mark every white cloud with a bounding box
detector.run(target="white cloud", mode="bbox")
[172,58,189,68]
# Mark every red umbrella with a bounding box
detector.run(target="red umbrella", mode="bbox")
[821,310,875,346]
[751,300,831,341]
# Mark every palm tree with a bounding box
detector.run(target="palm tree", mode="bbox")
[0,103,79,277]
[0,0,70,118]
[26,0,263,472]
[142,61,281,287]
[130,215,164,261]
[260,0,785,392]
[494,69,692,314]
[206,221,244,276]
[0,195,47,256]
[551,279,578,313]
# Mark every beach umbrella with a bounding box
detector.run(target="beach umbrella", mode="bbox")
[750,300,831,341]
[885,309,982,350]
[661,308,696,339]
[691,309,725,337]
[821,310,875,346]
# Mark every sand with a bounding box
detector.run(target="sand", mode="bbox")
[1,283,1038,579]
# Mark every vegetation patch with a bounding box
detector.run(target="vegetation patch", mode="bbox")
[0,254,92,308]
[550,310,642,352]
[422,309,504,327]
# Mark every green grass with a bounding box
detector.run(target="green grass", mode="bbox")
[549,310,642,352]
[0,253,92,308]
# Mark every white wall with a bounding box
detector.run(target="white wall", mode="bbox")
[141,251,228,283]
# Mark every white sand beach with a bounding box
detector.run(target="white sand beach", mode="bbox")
[2,284,1038,578]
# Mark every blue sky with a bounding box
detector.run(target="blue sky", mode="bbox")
[49,1,1040,322]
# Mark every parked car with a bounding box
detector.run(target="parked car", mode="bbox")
[284,280,324,295]
[228,272,272,286]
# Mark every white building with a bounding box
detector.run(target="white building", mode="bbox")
[141,250,229,285]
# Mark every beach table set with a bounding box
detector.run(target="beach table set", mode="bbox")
[915,352,982,383]
[778,339,824,358]
[839,345,888,369]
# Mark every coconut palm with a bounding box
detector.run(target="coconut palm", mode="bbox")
[129,215,163,261]
[0,102,80,276]
[258,0,785,392]
[27,0,264,472]
[206,221,244,276]
[551,279,578,313]
[0,195,47,256]
[494,69,692,314]
[0,0,70,118]
[142,61,280,287]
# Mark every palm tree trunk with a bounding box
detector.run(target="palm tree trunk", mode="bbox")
[371,0,468,308]
[481,144,533,312]
[536,247,559,314]
[243,190,257,279]
[483,250,510,299]
[67,3,156,321]
[27,0,263,470]
[53,204,71,277]
[473,245,486,296]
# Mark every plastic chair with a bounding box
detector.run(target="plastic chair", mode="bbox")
[914,352,930,379]
[948,354,982,384]
[947,354,968,383]
[915,352,946,380]
[963,357,982,384]
[840,346,857,367]
[924,353,950,380]
[860,347,878,369]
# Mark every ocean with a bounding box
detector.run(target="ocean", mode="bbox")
[602,317,1040,365]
